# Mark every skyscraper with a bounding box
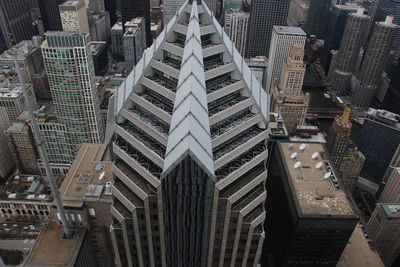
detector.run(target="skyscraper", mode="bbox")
[338,145,365,192]
[123,17,146,74]
[108,1,269,266]
[366,203,400,266]
[246,0,290,58]
[41,32,104,156]
[38,0,64,31]
[265,141,358,266]
[320,4,359,72]
[0,108,14,178]
[120,0,151,46]
[225,10,249,56]
[356,108,400,184]
[266,26,306,93]
[163,0,185,25]
[59,0,90,34]
[0,0,36,50]
[271,43,309,131]
[352,16,399,107]
[379,168,400,203]
[328,8,369,95]
[326,108,352,168]
[305,0,331,38]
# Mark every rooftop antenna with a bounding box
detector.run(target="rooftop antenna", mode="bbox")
[12,52,72,239]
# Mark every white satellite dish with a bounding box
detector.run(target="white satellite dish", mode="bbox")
[290,152,297,159]
[299,143,306,151]
[324,172,332,179]
[311,152,319,159]
[315,162,323,169]
[294,161,301,169]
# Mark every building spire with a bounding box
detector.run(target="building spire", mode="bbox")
[341,107,351,124]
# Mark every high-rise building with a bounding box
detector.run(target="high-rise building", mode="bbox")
[382,144,400,186]
[265,141,358,266]
[59,0,90,34]
[356,108,400,184]
[266,26,306,93]
[305,0,331,38]
[204,0,219,16]
[271,43,309,131]
[0,40,51,100]
[6,113,40,175]
[0,108,14,178]
[366,203,400,266]
[88,11,111,42]
[120,0,151,46]
[38,0,64,31]
[326,108,352,168]
[123,17,146,74]
[338,145,365,192]
[328,8,369,95]
[225,10,249,56]
[379,168,400,203]
[58,144,115,267]
[246,0,290,58]
[0,0,36,50]
[41,32,104,156]
[108,1,269,266]
[352,16,399,107]
[287,0,309,27]
[111,21,124,59]
[163,0,185,25]
[320,4,360,73]
[0,83,38,123]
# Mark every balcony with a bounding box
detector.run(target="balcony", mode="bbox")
[115,138,162,178]
[210,109,255,138]
[204,55,225,71]
[208,92,248,116]
[147,73,178,92]
[138,89,174,115]
[213,125,264,160]
[215,142,267,180]
[126,104,170,137]
[158,56,182,70]
[206,75,240,94]
[244,205,264,223]
[119,121,166,158]
[232,185,264,211]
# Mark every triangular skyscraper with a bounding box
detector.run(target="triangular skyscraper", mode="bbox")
[108,1,269,266]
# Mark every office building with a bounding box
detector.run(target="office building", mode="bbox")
[108,1,269,266]
[246,0,290,58]
[204,0,219,15]
[326,108,352,168]
[89,11,111,42]
[111,21,124,59]
[287,0,309,27]
[271,43,309,131]
[0,108,14,179]
[91,42,108,76]
[163,0,185,25]
[38,0,64,31]
[123,17,146,74]
[225,10,249,56]
[320,4,360,72]
[0,83,38,123]
[0,0,36,51]
[356,108,400,184]
[104,0,117,25]
[0,40,51,100]
[41,32,104,156]
[246,56,268,88]
[379,168,400,203]
[352,16,399,107]
[338,145,365,192]
[266,26,306,93]
[59,0,90,34]
[265,141,358,266]
[382,144,400,186]
[58,144,115,267]
[328,8,369,95]
[366,203,400,266]
[305,0,331,38]
[120,0,151,46]
[6,113,40,175]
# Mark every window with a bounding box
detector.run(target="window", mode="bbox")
[89,208,96,216]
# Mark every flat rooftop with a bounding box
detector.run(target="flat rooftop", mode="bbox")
[0,40,37,60]
[25,222,86,267]
[0,85,23,98]
[278,142,355,216]
[273,26,306,36]
[59,144,113,207]
[382,204,400,218]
